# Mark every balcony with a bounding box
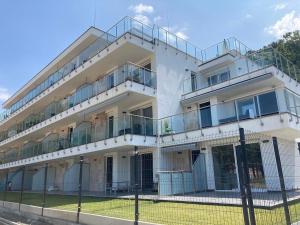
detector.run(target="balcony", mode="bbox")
[182,46,300,101]
[161,89,300,136]
[0,63,156,144]
[0,16,201,122]
[0,114,157,166]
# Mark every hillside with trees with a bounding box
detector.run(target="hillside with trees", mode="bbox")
[264,31,300,67]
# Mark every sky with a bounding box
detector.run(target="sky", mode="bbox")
[0,0,300,109]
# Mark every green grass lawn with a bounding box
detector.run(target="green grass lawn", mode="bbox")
[0,192,299,225]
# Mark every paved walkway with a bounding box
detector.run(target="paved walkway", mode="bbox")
[27,189,300,208]
[74,189,300,208]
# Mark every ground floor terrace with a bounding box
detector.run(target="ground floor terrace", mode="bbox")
[0,130,299,224]
[0,131,298,200]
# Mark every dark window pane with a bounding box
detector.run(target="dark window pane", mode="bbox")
[212,145,238,190]
[258,92,278,116]
[200,102,212,128]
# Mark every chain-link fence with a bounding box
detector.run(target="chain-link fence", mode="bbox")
[0,128,299,225]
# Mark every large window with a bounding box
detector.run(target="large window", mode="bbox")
[199,102,212,128]
[257,91,278,116]
[285,90,300,115]
[237,97,256,120]
[207,70,230,86]
[246,143,266,189]
[212,145,238,190]
[236,143,266,189]
[218,101,237,124]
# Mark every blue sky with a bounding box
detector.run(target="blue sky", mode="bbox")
[0,0,300,108]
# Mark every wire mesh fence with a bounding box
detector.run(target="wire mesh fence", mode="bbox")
[0,128,299,225]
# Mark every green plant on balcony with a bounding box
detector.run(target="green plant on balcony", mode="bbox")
[163,120,172,134]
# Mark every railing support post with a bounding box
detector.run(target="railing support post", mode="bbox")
[4,170,8,206]
[77,156,84,223]
[239,128,256,225]
[272,137,291,225]
[42,163,48,216]
[134,146,139,225]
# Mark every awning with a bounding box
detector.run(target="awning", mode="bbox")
[161,143,198,153]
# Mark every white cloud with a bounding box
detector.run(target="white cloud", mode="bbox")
[175,31,189,40]
[274,3,287,11]
[153,16,161,23]
[163,26,189,40]
[129,3,154,14]
[245,14,253,19]
[265,11,300,38]
[0,88,10,102]
[133,14,151,26]
[128,3,188,40]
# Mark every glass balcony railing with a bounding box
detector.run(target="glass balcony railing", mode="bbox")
[0,63,156,143]
[1,17,252,123]
[161,90,298,136]
[0,114,157,164]
[199,37,250,62]
[183,47,300,95]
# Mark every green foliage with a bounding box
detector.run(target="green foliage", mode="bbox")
[265,31,300,67]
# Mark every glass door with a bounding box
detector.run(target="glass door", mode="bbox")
[108,116,114,138]
[106,157,113,188]
[245,143,266,189]
[191,72,197,92]
[141,153,153,190]
[143,106,153,136]
[199,102,212,128]
[212,145,238,190]
[107,73,114,89]
[131,109,142,135]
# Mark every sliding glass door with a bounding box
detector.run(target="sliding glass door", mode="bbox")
[212,145,238,190]
[245,143,266,189]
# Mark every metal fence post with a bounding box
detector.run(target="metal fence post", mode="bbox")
[19,166,25,211]
[42,163,48,216]
[4,170,8,205]
[134,146,139,225]
[239,128,256,225]
[77,156,84,223]
[272,137,291,225]
[236,146,250,225]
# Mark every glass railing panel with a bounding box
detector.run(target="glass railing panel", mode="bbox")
[115,65,127,86]
[166,32,177,49]
[183,110,198,131]
[93,121,108,141]
[236,97,257,121]
[217,101,237,125]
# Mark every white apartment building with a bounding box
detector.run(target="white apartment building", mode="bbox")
[0,16,299,196]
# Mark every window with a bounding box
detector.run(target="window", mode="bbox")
[218,101,237,124]
[257,91,278,116]
[212,145,238,190]
[199,102,212,128]
[285,90,297,115]
[191,72,197,91]
[237,97,256,120]
[207,70,230,86]
[131,106,153,135]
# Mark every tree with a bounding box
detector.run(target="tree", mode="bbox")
[265,31,300,67]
